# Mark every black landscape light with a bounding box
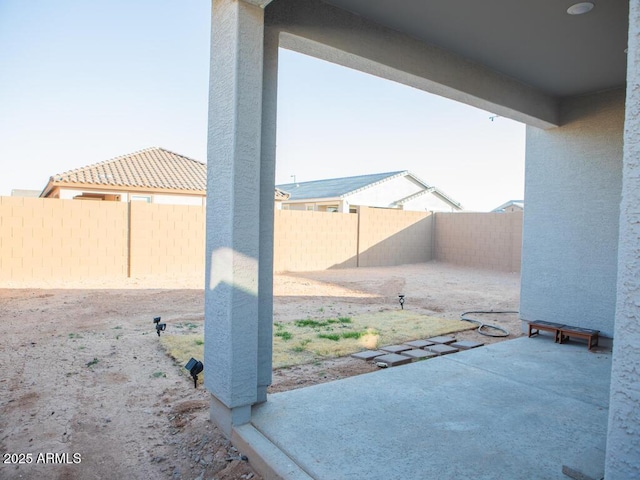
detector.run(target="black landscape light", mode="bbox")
[185,357,204,389]
[153,317,166,336]
[398,294,405,310]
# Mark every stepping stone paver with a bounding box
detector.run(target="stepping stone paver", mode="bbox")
[350,350,386,361]
[427,336,457,345]
[400,349,438,360]
[403,339,435,349]
[425,344,459,355]
[373,353,413,367]
[451,340,484,350]
[380,344,413,354]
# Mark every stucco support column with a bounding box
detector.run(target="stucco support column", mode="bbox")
[605,3,640,478]
[205,0,267,436]
[256,26,279,403]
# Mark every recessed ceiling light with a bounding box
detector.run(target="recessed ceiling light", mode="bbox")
[567,2,595,15]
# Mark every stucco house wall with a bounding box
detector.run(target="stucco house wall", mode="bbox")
[348,175,456,212]
[55,187,205,206]
[520,88,625,338]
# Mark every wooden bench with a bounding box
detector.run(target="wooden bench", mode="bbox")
[528,321,565,343]
[528,321,600,351]
[559,326,599,351]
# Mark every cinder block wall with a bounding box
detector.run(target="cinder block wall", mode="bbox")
[0,198,522,281]
[433,212,522,272]
[357,207,432,267]
[273,210,358,272]
[129,202,206,277]
[0,197,128,281]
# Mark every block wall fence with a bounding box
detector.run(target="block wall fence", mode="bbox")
[0,197,522,283]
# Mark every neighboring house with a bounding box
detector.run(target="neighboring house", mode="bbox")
[40,147,207,206]
[11,189,40,198]
[274,187,290,209]
[491,200,524,213]
[276,171,462,213]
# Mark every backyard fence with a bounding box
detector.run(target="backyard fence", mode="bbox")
[0,197,522,283]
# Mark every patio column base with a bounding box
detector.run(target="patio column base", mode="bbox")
[210,394,252,439]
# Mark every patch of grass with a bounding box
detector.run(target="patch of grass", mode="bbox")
[341,331,364,339]
[294,319,325,328]
[294,317,352,329]
[86,358,99,367]
[112,326,122,330]
[68,333,83,339]
[275,331,293,341]
[317,333,340,341]
[159,335,205,386]
[158,311,474,372]
[151,371,166,378]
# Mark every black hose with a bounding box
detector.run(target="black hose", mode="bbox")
[460,310,518,337]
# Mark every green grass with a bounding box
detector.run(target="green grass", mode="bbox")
[317,333,340,341]
[275,331,293,341]
[159,310,474,371]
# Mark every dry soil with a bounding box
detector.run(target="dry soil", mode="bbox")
[0,262,520,480]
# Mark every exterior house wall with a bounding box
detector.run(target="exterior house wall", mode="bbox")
[402,192,459,212]
[57,187,204,206]
[521,88,625,338]
[347,175,423,209]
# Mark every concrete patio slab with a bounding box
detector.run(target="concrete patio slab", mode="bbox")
[372,353,412,367]
[239,338,611,479]
[403,339,435,349]
[350,350,386,361]
[427,335,457,344]
[425,344,459,355]
[451,340,484,350]
[400,349,438,360]
[379,344,413,354]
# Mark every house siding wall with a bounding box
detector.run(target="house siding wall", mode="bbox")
[521,88,625,337]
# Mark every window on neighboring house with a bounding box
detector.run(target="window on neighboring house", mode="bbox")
[306,205,315,211]
[131,195,151,203]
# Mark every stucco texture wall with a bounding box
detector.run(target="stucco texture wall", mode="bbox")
[521,88,625,337]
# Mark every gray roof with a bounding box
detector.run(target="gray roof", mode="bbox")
[276,171,406,201]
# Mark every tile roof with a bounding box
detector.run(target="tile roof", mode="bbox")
[47,147,206,192]
[276,171,406,201]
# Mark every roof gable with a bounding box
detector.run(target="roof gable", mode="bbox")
[45,147,206,193]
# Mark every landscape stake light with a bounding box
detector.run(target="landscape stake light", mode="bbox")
[185,358,204,389]
[153,316,166,336]
[398,294,405,309]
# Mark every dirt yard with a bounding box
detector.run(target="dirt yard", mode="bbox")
[0,262,520,480]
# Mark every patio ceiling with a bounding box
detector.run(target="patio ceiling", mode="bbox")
[322,0,629,98]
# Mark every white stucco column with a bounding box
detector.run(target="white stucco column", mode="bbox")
[256,26,279,403]
[205,0,269,436]
[605,2,640,478]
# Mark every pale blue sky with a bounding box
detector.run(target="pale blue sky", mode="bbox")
[0,0,525,211]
